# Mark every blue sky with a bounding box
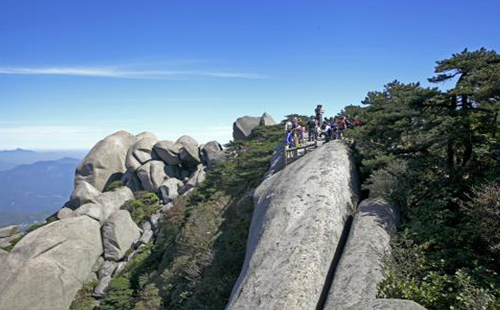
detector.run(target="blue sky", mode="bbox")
[0,0,499,150]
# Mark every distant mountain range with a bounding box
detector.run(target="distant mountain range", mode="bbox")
[0,148,87,171]
[0,154,82,227]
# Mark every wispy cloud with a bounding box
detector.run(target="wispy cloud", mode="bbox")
[0,66,267,80]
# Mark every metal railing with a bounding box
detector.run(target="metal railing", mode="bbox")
[284,140,319,166]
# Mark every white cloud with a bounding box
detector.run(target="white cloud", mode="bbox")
[0,125,234,150]
[0,66,267,80]
[0,126,111,150]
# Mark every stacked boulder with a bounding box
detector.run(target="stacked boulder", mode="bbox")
[233,112,276,141]
[0,130,226,310]
[0,225,22,249]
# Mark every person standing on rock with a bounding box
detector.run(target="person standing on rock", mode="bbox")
[307,116,317,141]
[315,104,325,127]
[337,117,346,140]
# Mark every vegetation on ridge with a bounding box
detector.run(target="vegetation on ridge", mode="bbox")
[69,124,282,310]
[345,48,500,309]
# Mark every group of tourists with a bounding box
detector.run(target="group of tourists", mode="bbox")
[284,104,363,148]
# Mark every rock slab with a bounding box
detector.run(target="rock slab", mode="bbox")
[102,210,141,261]
[0,216,103,310]
[324,198,398,309]
[226,141,359,310]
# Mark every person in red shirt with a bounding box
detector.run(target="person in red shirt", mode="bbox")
[337,117,346,139]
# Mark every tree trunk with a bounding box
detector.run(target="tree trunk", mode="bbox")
[461,94,473,166]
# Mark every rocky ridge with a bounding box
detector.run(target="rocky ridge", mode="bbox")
[0,129,227,310]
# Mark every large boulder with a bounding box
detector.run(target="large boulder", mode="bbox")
[102,210,141,261]
[176,135,199,148]
[200,141,225,168]
[75,131,136,192]
[181,166,206,194]
[154,140,181,166]
[177,135,201,167]
[65,181,101,210]
[125,136,159,172]
[323,199,426,310]
[0,216,103,310]
[232,116,261,141]
[137,161,168,193]
[0,225,19,238]
[227,141,359,310]
[259,112,276,126]
[159,178,184,202]
[71,187,134,225]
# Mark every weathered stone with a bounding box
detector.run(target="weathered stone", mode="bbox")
[0,216,103,310]
[200,141,225,168]
[102,210,141,261]
[137,161,168,193]
[233,116,261,141]
[92,256,105,274]
[75,131,136,192]
[71,187,134,225]
[176,135,199,148]
[93,275,112,298]
[181,166,206,194]
[137,221,154,245]
[114,261,127,275]
[159,178,184,202]
[259,112,276,126]
[71,203,105,223]
[57,207,74,220]
[324,198,400,310]
[66,181,101,210]
[154,140,181,166]
[226,141,359,310]
[98,260,117,279]
[179,143,202,167]
[149,212,161,231]
[121,169,143,192]
[0,225,19,238]
[125,136,159,172]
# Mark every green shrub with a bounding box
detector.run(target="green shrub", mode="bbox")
[122,193,161,224]
[99,277,135,310]
[461,185,500,255]
[105,180,124,192]
[133,283,162,310]
[69,281,97,310]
